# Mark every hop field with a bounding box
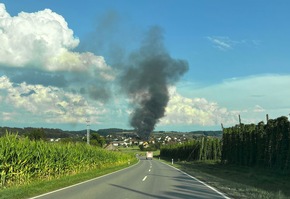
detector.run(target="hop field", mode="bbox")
[0,133,135,188]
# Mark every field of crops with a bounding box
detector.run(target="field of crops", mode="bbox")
[222,116,290,171]
[160,137,222,161]
[0,133,135,188]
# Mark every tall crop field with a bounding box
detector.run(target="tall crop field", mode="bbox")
[160,137,222,161]
[222,116,290,171]
[0,133,135,188]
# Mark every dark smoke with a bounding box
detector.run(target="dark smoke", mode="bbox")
[120,26,188,140]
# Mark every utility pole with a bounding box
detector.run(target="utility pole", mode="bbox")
[221,123,224,130]
[86,118,90,145]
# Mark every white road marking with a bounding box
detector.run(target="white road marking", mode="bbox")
[159,161,231,199]
[149,169,151,172]
[29,160,140,199]
[142,176,147,181]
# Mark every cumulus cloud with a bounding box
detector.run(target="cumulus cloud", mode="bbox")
[0,3,111,73]
[0,4,78,69]
[2,112,14,121]
[178,74,290,126]
[160,87,238,127]
[1,3,284,131]
[0,3,114,102]
[0,76,104,124]
[0,74,12,88]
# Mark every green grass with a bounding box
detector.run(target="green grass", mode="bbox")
[161,159,290,199]
[0,159,138,199]
[118,145,141,153]
[6,143,287,199]
[118,145,160,157]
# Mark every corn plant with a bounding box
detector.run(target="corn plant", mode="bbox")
[0,132,134,188]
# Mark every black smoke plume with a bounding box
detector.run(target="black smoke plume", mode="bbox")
[120,27,189,140]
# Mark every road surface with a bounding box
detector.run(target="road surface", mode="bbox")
[30,157,229,199]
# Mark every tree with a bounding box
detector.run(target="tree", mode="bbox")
[90,133,106,147]
[25,128,46,140]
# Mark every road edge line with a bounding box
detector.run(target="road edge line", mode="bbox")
[29,159,140,199]
[159,161,231,199]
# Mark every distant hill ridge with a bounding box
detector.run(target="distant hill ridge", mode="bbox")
[0,126,222,138]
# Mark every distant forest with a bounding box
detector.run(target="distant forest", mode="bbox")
[0,127,84,138]
[0,126,222,139]
[0,127,135,138]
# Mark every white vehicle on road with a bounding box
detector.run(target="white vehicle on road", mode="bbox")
[146,151,153,160]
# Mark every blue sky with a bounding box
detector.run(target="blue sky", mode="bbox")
[0,0,290,132]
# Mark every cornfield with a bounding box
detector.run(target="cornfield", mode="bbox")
[0,132,134,188]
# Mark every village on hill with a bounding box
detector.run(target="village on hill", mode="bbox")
[0,126,222,150]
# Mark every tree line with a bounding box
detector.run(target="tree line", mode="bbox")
[160,116,290,172]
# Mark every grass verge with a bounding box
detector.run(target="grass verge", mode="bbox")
[118,146,160,157]
[161,159,290,199]
[0,159,138,199]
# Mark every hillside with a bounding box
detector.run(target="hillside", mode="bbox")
[0,126,222,139]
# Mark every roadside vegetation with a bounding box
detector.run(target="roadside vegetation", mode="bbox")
[0,132,137,198]
[222,116,290,170]
[161,159,289,199]
[119,143,290,198]
[160,137,221,161]
[0,163,136,199]
[159,116,290,199]
[1,115,290,198]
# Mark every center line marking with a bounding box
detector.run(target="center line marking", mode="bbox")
[142,176,147,181]
[149,169,151,172]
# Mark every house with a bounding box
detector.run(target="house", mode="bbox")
[112,141,127,147]
[104,143,117,151]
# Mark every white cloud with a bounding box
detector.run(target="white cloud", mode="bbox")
[160,87,238,127]
[0,3,113,79]
[0,75,12,88]
[207,36,261,51]
[2,112,14,121]
[207,36,233,50]
[0,76,105,124]
[2,73,286,130]
[0,5,78,67]
[178,74,290,125]
[253,105,265,113]
[0,4,9,18]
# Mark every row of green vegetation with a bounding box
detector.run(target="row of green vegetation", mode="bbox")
[0,133,135,189]
[160,116,290,172]
[159,116,290,198]
[160,137,221,161]
[222,116,290,171]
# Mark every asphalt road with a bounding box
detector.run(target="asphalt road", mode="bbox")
[30,157,230,199]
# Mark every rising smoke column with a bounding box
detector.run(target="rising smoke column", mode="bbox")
[121,27,189,140]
